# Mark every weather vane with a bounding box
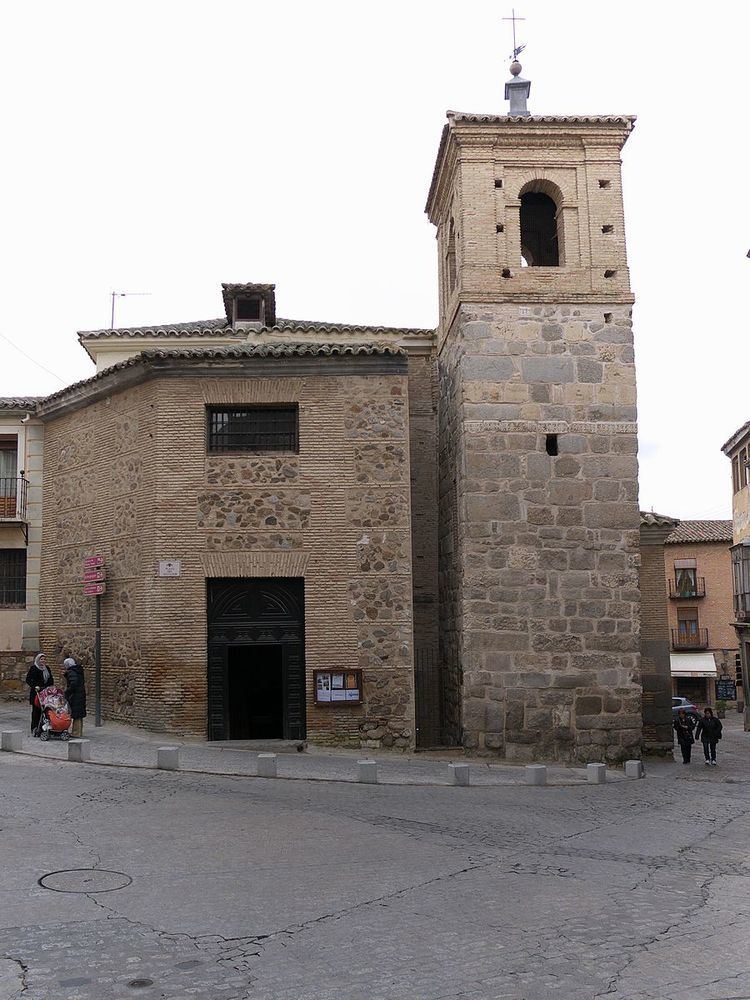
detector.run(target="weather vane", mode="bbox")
[502,8,526,62]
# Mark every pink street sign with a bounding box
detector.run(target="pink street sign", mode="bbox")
[82,569,106,583]
[83,583,106,597]
[84,555,104,569]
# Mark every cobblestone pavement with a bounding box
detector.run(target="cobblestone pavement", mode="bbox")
[1,714,749,1000]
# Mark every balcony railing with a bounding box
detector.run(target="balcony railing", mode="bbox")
[671,628,709,650]
[669,577,706,599]
[0,477,29,522]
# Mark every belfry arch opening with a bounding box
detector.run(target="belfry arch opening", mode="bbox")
[519,187,561,267]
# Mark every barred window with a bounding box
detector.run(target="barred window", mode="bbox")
[0,549,26,607]
[207,406,298,453]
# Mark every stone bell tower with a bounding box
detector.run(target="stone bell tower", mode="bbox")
[426,57,642,762]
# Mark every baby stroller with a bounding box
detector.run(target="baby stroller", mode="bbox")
[35,686,72,741]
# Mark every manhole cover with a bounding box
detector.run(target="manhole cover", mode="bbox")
[127,980,154,989]
[39,869,133,893]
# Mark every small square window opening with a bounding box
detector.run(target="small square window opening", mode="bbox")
[545,434,559,456]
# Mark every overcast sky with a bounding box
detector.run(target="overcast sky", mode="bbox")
[1,0,747,519]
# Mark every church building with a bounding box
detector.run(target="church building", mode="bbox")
[28,59,642,760]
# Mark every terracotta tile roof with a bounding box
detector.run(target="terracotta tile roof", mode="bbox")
[37,343,408,409]
[78,317,435,341]
[447,111,636,127]
[665,520,734,544]
[640,511,680,529]
[0,397,42,409]
[721,419,750,455]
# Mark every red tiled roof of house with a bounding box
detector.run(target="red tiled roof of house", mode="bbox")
[665,520,734,544]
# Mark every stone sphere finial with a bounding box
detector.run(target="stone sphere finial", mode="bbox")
[509,59,522,77]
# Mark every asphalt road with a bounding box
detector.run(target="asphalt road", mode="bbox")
[1,721,749,1000]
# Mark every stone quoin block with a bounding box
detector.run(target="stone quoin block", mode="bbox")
[449,763,470,786]
[157,746,180,771]
[587,762,607,784]
[357,760,378,784]
[68,739,91,763]
[1,730,23,752]
[257,753,277,778]
[525,764,547,786]
[625,759,645,779]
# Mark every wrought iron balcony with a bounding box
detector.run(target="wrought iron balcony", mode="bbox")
[671,628,709,650]
[0,477,29,522]
[668,577,706,599]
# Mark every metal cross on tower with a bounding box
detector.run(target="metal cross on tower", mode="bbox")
[502,8,526,61]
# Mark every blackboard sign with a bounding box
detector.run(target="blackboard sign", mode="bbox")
[715,679,737,701]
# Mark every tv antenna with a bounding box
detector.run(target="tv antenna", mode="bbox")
[502,8,527,62]
[110,290,152,329]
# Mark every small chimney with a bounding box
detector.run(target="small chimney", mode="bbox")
[505,59,531,116]
[221,283,276,329]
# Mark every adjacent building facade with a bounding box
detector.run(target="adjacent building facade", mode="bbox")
[722,421,750,727]
[0,400,43,696]
[663,520,737,707]
[4,69,645,760]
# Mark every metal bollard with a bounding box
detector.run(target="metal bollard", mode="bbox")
[157,746,179,771]
[448,763,470,786]
[587,763,607,784]
[1,730,23,752]
[625,759,645,779]
[525,764,547,786]
[68,739,91,763]
[358,760,378,784]
[257,753,277,778]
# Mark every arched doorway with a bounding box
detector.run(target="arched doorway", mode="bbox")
[207,578,305,741]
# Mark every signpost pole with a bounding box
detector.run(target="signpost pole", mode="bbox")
[95,593,102,727]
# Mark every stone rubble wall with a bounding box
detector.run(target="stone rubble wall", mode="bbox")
[0,650,33,700]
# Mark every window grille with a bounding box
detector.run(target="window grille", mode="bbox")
[0,549,26,607]
[207,406,298,454]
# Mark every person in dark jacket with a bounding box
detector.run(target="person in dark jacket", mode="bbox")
[695,707,722,766]
[673,708,696,764]
[63,658,87,738]
[25,652,53,736]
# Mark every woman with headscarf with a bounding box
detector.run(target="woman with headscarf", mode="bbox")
[63,657,87,738]
[25,652,53,736]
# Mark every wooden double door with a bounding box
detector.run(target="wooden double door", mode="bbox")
[207,578,305,741]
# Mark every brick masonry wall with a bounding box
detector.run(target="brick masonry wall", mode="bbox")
[406,353,442,745]
[664,541,738,654]
[639,531,674,749]
[39,364,416,747]
[439,302,642,763]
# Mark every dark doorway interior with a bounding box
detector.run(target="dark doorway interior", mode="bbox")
[228,645,284,739]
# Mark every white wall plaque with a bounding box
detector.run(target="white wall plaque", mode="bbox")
[158,559,181,577]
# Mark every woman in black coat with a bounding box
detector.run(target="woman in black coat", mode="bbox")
[63,658,87,737]
[25,652,53,736]
[673,708,696,764]
[695,707,723,766]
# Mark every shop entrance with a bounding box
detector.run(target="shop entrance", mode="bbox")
[207,578,305,741]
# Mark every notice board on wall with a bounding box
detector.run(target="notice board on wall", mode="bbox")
[314,669,363,706]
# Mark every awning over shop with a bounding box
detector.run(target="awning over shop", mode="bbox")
[670,653,718,678]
